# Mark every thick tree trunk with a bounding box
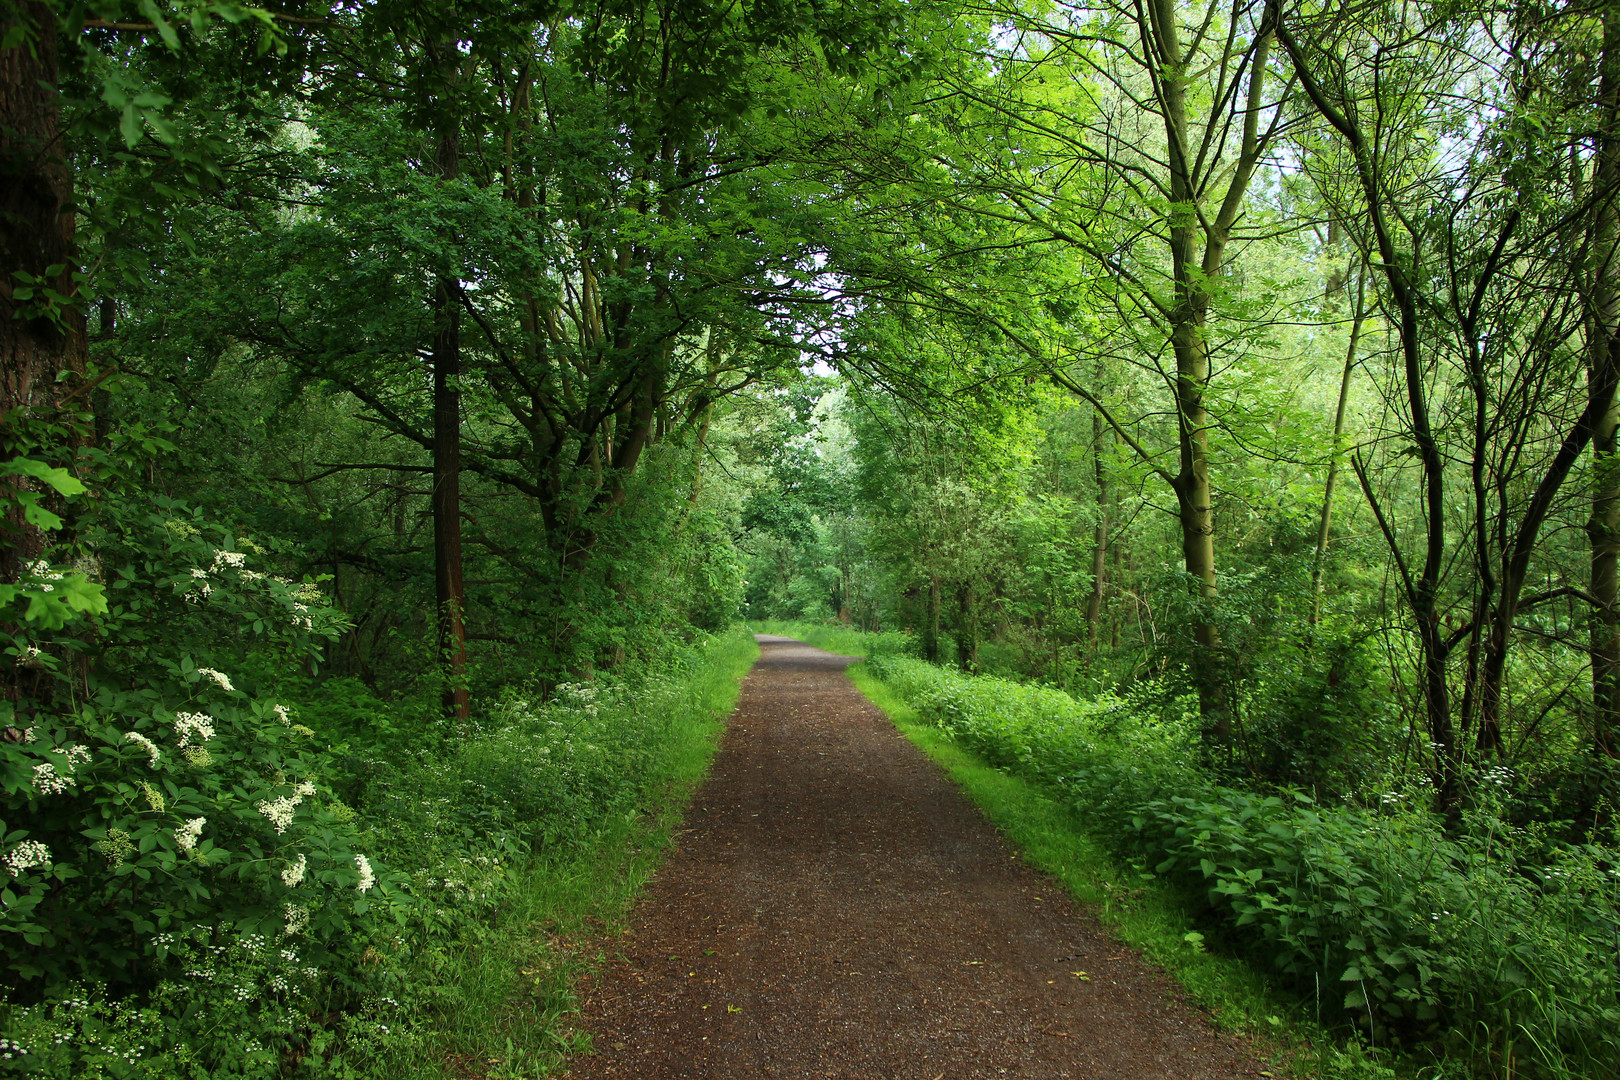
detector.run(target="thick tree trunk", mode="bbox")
[1,5,87,581]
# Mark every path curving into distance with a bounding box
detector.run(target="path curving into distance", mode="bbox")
[563,636,1267,1080]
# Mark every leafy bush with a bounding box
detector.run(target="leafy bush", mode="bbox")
[2,435,408,993]
[865,653,1620,1079]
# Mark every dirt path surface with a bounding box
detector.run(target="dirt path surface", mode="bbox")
[564,637,1268,1079]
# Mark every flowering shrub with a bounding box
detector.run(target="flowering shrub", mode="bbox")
[2,440,410,1019]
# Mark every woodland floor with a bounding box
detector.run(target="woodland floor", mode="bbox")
[560,636,1271,1080]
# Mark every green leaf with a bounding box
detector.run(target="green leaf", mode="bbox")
[120,104,142,148]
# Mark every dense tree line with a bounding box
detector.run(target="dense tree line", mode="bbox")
[3,0,1619,1074]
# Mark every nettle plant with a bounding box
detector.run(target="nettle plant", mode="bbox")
[1,430,409,1000]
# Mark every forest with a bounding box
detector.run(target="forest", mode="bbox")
[1,0,1618,1076]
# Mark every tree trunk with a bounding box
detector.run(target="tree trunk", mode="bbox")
[430,112,470,723]
[1086,409,1109,641]
[1310,264,1366,628]
[955,582,977,670]
[1593,8,1620,762]
[1,5,87,580]
[922,576,941,663]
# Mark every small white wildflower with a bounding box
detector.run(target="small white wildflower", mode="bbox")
[210,550,245,572]
[283,902,309,937]
[189,568,208,579]
[175,816,206,853]
[256,795,300,834]
[4,840,51,874]
[173,712,215,748]
[14,645,40,666]
[31,762,72,795]
[281,854,307,887]
[294,780,316,798]
[272,704,292,726]
[354,853,375,892]
[195,668,233,692]
[124,731,161,765]
[61,743,91,766]
[238,569,264,583]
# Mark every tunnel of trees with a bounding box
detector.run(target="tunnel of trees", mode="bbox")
[2,0,1619,1076]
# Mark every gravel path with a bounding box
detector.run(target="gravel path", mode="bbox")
[562,636,1268,1079]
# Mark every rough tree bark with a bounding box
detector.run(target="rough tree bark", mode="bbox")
[1,5,87,582]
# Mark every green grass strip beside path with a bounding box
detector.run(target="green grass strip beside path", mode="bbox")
[388,630,759,1080]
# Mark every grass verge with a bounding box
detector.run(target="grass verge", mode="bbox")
[843,660,1423,1080]
[394,630,759,1079]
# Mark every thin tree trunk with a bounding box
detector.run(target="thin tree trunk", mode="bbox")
[923,577,941,663]
[1086,409,1109,641]
[955,582,977,670]
[1592,8,1620,762]
[1310,264,1366,628]
[430,110,470,723]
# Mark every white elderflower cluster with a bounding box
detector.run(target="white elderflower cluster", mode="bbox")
[25,560,64,592]
[256,795,300,834]
[272,704,292,726]
[281,853,307,887]
[175,816,206,853]
[196,667,234,692]
[124,731,161,765]
[31,762,72,795]
[173,712,215,748]
[189,568,208,579]
[239,569,265,583]
[210,550,246,573]
[283,902,309,936]
[59,744,91,766]
[354,853,375,893]
[4,840,51,874]
[185,581,212,604]
[256,776,319,835]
